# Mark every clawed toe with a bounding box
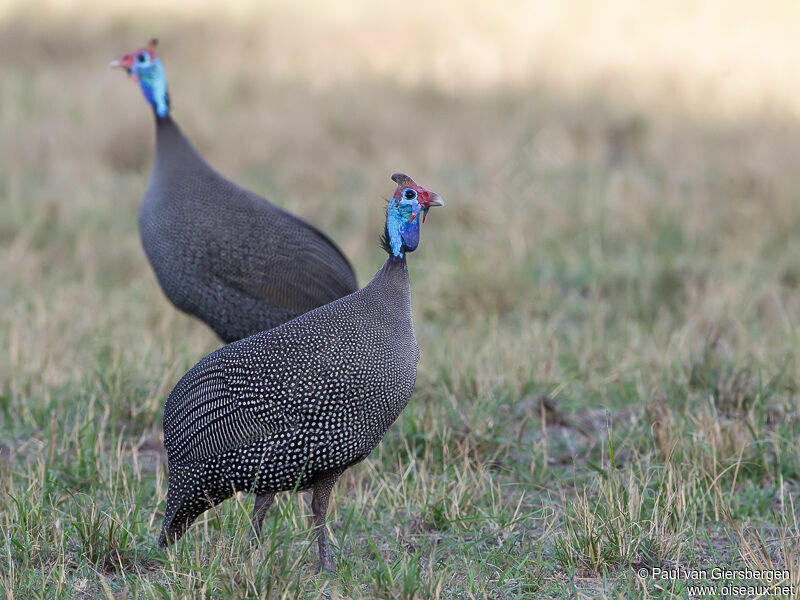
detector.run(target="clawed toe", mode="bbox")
[317,558,337,574]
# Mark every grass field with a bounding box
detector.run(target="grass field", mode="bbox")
[2,1,800,598]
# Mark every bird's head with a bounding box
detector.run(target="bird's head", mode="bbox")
[382,173,444,258]
[110,39,170,118]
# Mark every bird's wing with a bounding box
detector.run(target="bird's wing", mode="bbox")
[163,350,313,466]
[201,185,358,314]
[162,351,274,464]
[162,283,392,467]
[162,294,361,465]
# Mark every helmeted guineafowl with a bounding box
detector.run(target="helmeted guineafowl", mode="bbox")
[158,172,443,572]
[110,39,357,343]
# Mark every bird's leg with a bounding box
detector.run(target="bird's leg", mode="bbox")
[311,472,339,573]
[249,492,275,542]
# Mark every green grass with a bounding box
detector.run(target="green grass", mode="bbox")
[2,2,800,598]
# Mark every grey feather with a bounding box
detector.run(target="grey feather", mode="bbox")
[139,117,358,342]
[159,255,417,546]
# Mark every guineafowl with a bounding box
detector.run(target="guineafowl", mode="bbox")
[110,40,357,343]
[158,173,443,573]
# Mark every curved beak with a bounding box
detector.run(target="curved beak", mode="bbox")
[109,53,135,72]
[421,192,444,208]
[419,191,443,224]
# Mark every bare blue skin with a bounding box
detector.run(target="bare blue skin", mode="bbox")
[387,189,426,258]
[129,52,169,118]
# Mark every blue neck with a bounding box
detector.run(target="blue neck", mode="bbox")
[138,58,169,118]
[386,201,421,258]
[386,204,405,257]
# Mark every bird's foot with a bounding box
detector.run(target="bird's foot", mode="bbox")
[246,522,266,557]
[317,562,336,575]
[317,556,337,574]
[247,531,261,551]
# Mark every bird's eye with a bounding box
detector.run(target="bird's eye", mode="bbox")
[403,188,417,201]
[137,52,149,63]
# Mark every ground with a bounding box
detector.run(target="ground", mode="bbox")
[1,1,799,598]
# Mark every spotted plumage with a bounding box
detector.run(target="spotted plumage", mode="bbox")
[112,40,357,342]
[158,173,443,572]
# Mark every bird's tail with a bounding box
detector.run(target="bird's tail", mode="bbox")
[158,462,226,547]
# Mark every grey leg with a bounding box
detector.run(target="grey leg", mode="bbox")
[311,472,339,573]
[250,492,275,541]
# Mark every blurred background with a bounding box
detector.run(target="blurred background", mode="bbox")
[2,0,800,597]
[4,0,800,373]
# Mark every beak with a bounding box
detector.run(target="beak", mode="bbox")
[421,192,444,208]
[109,54,134,72]
[419,192,443,224]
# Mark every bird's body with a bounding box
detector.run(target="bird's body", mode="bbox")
[157,172,443,572]
[113,41,357,342]
[140,117,357,342]
[160,255,416,543]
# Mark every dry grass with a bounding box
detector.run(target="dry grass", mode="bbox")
[1,1,800,598]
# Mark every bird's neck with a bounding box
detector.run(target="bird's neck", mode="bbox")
[380,253,408,275]
[153,116,207,173]
[371,255,411,306]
